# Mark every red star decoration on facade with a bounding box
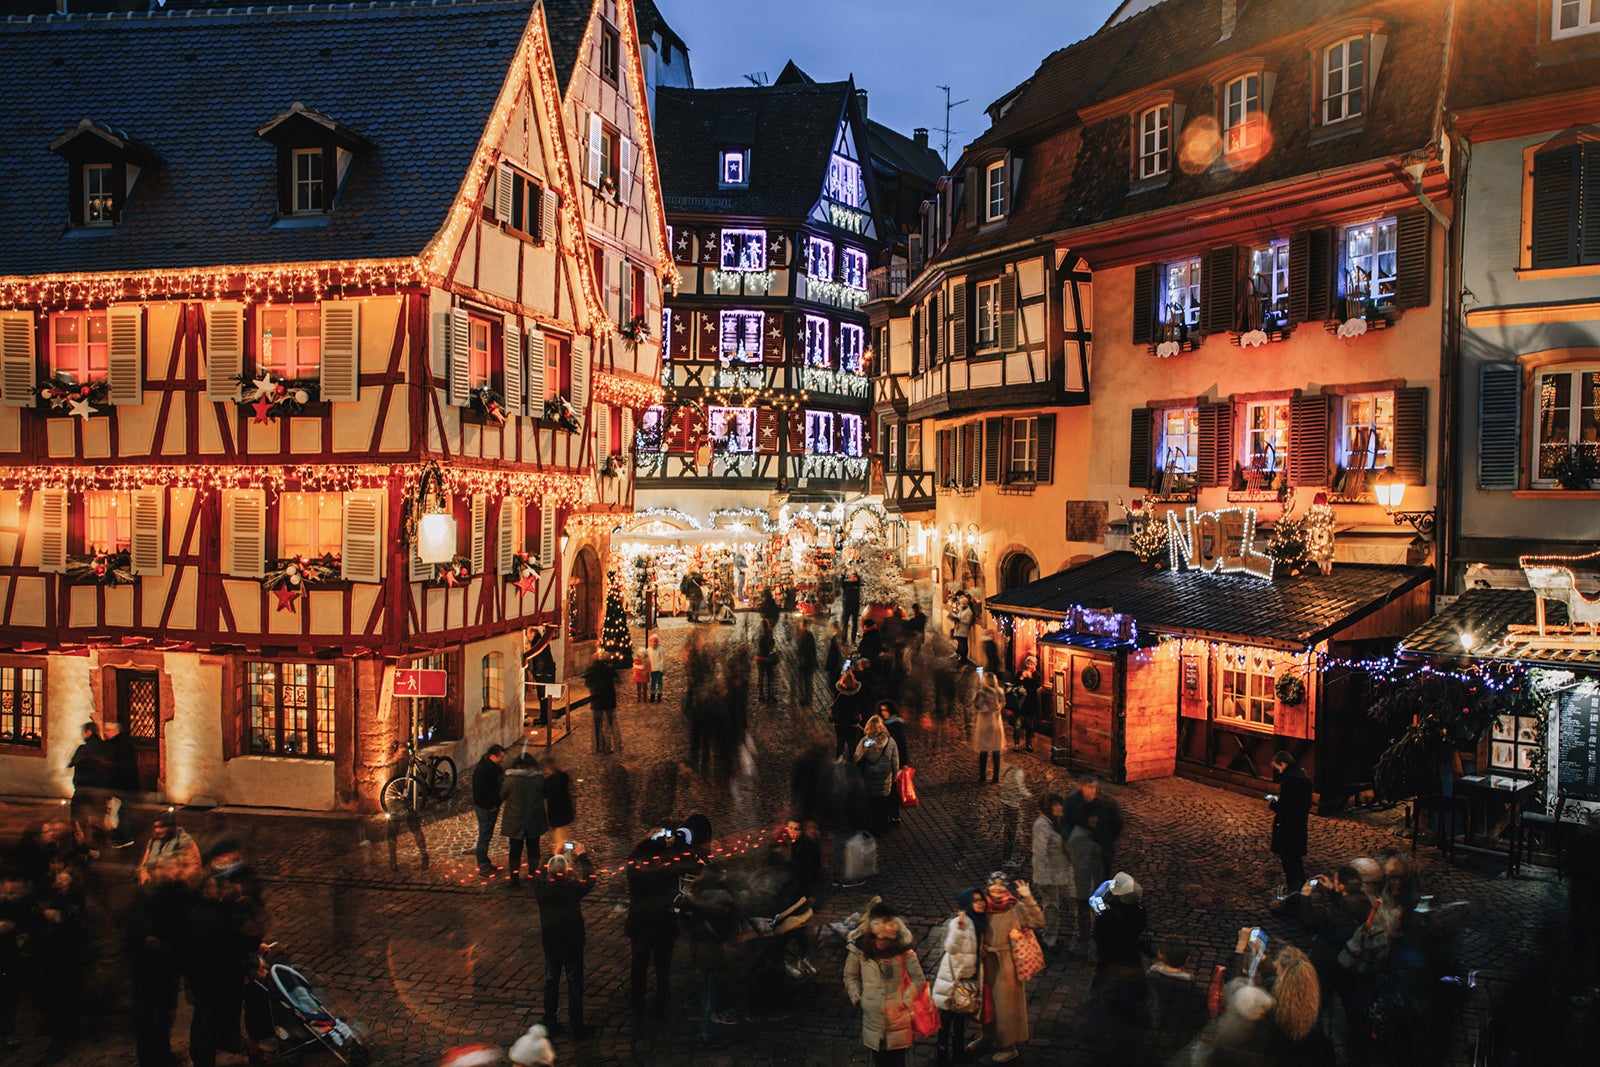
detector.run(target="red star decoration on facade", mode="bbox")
[515,573,538,595]
[251,398,275,424]
[273,586,298,613]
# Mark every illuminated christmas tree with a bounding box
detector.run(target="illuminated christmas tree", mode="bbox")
[851,546,906,607]
[600,572,633,657]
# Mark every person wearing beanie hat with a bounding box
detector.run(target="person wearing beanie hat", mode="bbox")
[508,1023,556,1066]
[930,890,985,1067]
[972,873,1044,1062]
[1088,871,1150,1061]
[1110,871,1142,901]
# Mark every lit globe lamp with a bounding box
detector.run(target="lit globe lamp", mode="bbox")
[1371,467,1436,539]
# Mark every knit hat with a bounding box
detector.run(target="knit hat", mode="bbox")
[1110,871,1142,899]
[1349,857,1383,885]
[1231,984,1276,1022]
[508,1024,555,1066]
[439,1044,505,1067]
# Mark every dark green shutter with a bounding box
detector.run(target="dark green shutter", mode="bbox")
[1478,364,1521,490]
[1128,407,1153,489]
[949,282,968,359]
[1393,211,1431,309]
[1532,145,1580,270]
[1036,414,1056,484]
[964,167,980,228]
[1203,246,1237,334]
[1583,143,1600,264]
[929,292,941,363]
[1287,393,1331,487]
[1132,263,1156,345]
[1392,387,1428,486]
[999,273,1018,350]
[985,418,1003,483]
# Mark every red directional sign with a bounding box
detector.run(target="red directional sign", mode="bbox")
[393,669,448,698]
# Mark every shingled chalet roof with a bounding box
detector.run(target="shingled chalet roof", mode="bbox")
[654,82,851,220]
[0,0,534,277]
[988,550,1431,651]
[1401,587,1600,671]
[1449,0,1600,114]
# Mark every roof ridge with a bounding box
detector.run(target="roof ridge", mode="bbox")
[3,0,524,26]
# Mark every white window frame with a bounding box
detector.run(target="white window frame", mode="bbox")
[707,406,757,454]
[984,160,1006,222]
[1533,364,1600,485]
[84,163,115,224]
[279,491,343,559]
[1218,657,1276,729]
[1343,217,1398,308]
[1163,256,1203,328]
[1010,416,1038,478]
[839,324,865,373]
[806,236,834,280]
[827,153,863,208]
[804,315,831,368]
[805,409,836,455]
[721,149,749,187]
[1161,407,1200,475]
[975,280,1000,348]
[841,247,869,290]
[1245,400,1290,472]
[49,310,108,379]
[84,490,132,554]
[719,227,767,272]
[257,303,322,379]
[1554,0,1600,39]
[1341,392,1396,472]
[718,310,764,362]
[1249,240,1290,323]
[291,147,325,214]
[840,413,865,458]
[1223,73,1262,154]
[1137,104,1170,180]
[1321,36,1366,124]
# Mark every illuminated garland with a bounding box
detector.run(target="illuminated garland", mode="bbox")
[0,260,422,312]
[709,507,776,533]
[623,507,703,530]
[591,370,663,411]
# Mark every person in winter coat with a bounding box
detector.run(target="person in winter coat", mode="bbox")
[1268,751,1313,901]
[625,830,700,1018]
[947,594,974,663]
[840,569,863,643]
[931,889,985,1067]
[756,618,778,702]
[539,754,575,851]
[67,721,113,846]
[523,625,558,724]
[998,767,1033,865]
[759,588,782,629]
[499,753,548,886]
[1013,655,1043,752]
[972,680,1006,784]
[1064,774,1123,879]
[842,902,927,1067]
[645,633,666,702]
[138,813,203,889]
[794,618,819,705]
[854,715,902,834]
[532,846,596,1039]
[881,702,910,827]
[584,654,620,755]
[471,745,506,874]
[1267,945,1335,1066]
[1088,872,1150,1062]
[1066,819,1105,950]
[680,863,741,1044]
[971,874,1044,1063]
[1030,794,1072,948]
[833,660,866,757]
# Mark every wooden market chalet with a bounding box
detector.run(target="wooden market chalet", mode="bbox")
[0,0,669,811]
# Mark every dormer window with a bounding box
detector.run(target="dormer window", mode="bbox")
[721,149,749,187]
[827,153,863,208]
[1137,105,1170,180]
[1306,22,1387,135]
[1222,74,1261,154]
[1321,37,1364,123]
[1210,60,1277,162]
[985,160,1007,222]
[49,118,161,229]
[256,102,370,222]
[1554,0,1600,39]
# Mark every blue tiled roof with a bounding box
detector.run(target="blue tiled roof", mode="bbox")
[0,1,535,277]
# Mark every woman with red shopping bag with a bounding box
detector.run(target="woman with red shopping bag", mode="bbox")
[843,902,929,1067]
[969,873,1045,1063]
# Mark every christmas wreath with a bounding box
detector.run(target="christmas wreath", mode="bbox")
[1275,672,1306,707]
[65,548,134,586]
[469,384,508,425]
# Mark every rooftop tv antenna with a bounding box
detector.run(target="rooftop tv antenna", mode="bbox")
[936,85,968,166]
[743,72,770,87]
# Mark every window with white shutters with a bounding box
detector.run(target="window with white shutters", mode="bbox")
[318,301,360,402]
[539,495,557,569]
[106,305,144,406]
[469,495,487,574]
[619,137,635,204]
[525,330,546,414]
[447,308,472,406]
[36,488,67,573]
[503,319,524,416]
[497,496,523,574]
[226,490,267,578]
[128,489,164,576]
[205,302,245,402]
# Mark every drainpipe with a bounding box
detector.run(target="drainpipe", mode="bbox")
[1436,129,1468,598]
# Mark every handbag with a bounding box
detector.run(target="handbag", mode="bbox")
[947,976,982,1016]
[895,766,920,807]
[1206,963,1227,1015]
[1009,926,1045,982]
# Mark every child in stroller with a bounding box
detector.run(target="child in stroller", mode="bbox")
[249,950,371,1065]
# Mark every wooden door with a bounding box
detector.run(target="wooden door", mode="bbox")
[116,669,162,792]
[1066,651,1116,779]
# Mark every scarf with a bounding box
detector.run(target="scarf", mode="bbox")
[859,933,905,960]
[984,888,1018,914]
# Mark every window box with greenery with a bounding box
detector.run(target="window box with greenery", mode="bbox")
[37,373,111,418]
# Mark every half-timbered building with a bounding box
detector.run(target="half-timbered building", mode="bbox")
[0,1,633,810]
[639,79,887,527]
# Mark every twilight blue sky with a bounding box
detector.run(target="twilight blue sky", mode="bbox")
[655,0,1122,165]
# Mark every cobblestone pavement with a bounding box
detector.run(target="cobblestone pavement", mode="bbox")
[0,615,1585,1066]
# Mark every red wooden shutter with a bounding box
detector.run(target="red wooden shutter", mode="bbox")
[1132,263,1156,345]
[1203,246,1237,334]
[1128,407,1153,489]
[1288,228,1335,323]
[757,409,778,453]
[936,429,950,486]
[789,411,807,454]
[1392,386,1428,486]
[1287,393,1331,487]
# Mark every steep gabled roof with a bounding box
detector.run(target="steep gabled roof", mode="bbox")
[1448,0,1600,114]
[541,0,595,94]
[864,120,946,187]
[0,0,534,277]
[631,0,686,56]
[654,82,852,220]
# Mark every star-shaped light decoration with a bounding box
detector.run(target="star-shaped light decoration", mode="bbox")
[249,373,276,402]
[273,586,299,613]
[251,398,275,424]
[68,396,96,420]
[514,572,538,595]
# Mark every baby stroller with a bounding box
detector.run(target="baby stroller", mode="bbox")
[255,961,372,1065]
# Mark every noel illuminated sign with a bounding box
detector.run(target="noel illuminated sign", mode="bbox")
[1166,507,1274,581]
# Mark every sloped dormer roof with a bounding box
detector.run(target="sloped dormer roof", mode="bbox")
[0,0,535,277]
[655,81,853,220]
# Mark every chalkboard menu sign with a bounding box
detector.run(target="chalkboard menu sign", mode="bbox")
[1558,685,1600,800]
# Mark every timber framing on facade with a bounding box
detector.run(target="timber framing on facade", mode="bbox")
[0,0,664,811]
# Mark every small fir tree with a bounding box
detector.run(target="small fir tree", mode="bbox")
[850,547,906,606]
[600,572,632,657]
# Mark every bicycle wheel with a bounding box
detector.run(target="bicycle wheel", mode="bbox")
[427,756,457,801]
[379,774,416,818]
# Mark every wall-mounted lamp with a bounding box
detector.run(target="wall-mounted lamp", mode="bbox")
[560,532,572,555]
[1372,467,1436,539]
[964,523,981,547]
[417,512,457,564]
[1459,632,1476,651]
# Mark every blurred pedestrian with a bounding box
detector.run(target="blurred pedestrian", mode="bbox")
[833,660,866,758]
[680,864,741,1044]
[973,677,1005,784]
[931,889,984,1067]
[138,812,202,889]
[1064,774,1123,880]
[841,569,863,643]
[972,874,1044,1063]
[500,753,548,887]
[507,1023,556,1066]
[1268,751,1313,906]
[625,829,697,1019]
[533,844,596,1039]
[825,620,847,681]
[842,902,926,1067]
[540,754,575,852]
[646,633,666,702]
[632,647,649,702]
[756,618,778,702]
[524,625,558,725]
[103,720,140,847]
[854,715,901,835]
[794,617,818,706]
[584,653,620,755]
[1088,872,1150,1061]
[999,767,1032,865]
[67,720,113,849]
[471,744,507,875]
[1013,655,1042,753]
[1031,794,1070,948]
[0,874,27,1052]
[947,594,974,663]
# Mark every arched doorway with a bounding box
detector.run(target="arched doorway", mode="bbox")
[567,547,601,640]
[1000,549,1040,592]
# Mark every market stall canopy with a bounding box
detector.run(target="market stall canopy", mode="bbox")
[987,551,1431,652]
[1401,587,1600,671]
[616,529,768,545]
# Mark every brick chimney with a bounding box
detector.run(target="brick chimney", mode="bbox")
[914,127,929,149]
[1220,0,1238,40]
[855,89,868,120]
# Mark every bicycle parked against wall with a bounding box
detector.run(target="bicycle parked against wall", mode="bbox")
[380,740,457,817]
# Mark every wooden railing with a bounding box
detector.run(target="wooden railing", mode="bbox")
[868,265,908,301]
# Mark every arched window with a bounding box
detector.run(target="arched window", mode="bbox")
[1001,549,1040,592]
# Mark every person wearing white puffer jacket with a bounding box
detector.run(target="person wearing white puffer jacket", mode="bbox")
[930,888,985,1067]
